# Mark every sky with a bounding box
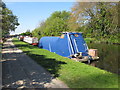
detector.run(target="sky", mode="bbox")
[4,2,75,35]
[4,0,118,35]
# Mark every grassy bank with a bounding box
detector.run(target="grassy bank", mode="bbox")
[13,38,119,88]
[85,38,120,44]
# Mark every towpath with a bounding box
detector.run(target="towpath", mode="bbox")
[2,38,69,89]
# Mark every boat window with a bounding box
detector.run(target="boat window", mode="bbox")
[74,34,79,37]
[60,34,65,38]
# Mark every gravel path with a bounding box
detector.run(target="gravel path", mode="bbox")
[2,38,69,89]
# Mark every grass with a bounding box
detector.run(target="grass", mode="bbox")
[13,38,119,88]
[85,37,120,44]
[84,38,95,43]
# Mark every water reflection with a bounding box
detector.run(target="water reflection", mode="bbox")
[87,43,119,75]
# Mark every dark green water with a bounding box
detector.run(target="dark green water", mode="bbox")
[87,43,119,75]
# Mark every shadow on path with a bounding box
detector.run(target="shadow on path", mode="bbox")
[2,39,68,89]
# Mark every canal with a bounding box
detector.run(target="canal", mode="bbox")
[88,43,119,75]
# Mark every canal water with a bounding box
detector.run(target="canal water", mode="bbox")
[87,43,119,75]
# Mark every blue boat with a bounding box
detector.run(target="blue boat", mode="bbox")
[38,32,99,62]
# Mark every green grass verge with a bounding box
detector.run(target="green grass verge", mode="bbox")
[85,38,120,44]
[84,38,95,43]
[13,38,119,88]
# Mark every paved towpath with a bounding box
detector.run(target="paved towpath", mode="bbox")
[2,38,69,89]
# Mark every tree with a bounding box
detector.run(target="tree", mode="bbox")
[32,21,46,39]
[20,29,32,36]
[43,11,71,36]
[68,2,96,31]
[69,2,119,39]
[0,2,19,37]
[32,10,71,38]
[88,2,119,37]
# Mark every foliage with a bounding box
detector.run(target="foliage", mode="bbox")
[32,21,46,39]
[69,2,119,43]
[32,11,71,38]
[20,29,32,36]
[13,38,119,88]
[0,2,19,37]
[32,2,119,44]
